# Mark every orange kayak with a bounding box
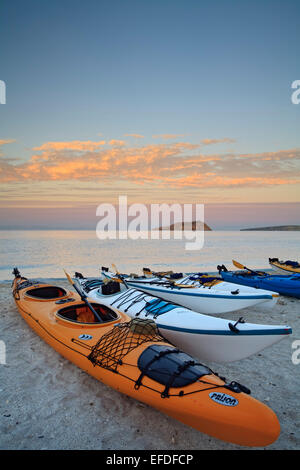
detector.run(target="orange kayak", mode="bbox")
[12,271,280,447]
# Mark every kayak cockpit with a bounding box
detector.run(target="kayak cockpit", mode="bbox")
[56,302,119,324]
[26,285,68,300]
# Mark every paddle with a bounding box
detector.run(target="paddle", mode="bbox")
[143,267,173,278]
[102,271,125,286]
[63,269,103,323]
[143,267,196,289]
[232,260,265,276]
[111,264,129,289]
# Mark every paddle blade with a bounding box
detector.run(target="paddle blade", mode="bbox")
[64,269,74,286]
[232,260,245,270]
[111,264,129,289]
[109,276,123,284]
[112,263,120,275]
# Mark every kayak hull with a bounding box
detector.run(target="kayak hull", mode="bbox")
[78,281,292,364]
[126,280,278,314]
[101,271,279,315]
[157,326,291,364]
[12,275,281,447]
[220,271,300,298]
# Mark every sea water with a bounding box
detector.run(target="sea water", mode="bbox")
[0,230,299,281]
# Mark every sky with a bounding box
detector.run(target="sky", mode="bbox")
[0,0,300,229]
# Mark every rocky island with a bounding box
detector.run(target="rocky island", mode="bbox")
[241,225,300,231]
[159,221,212,231]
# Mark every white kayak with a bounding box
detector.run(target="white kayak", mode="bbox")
[75,274,292,363]
[101,270,279,315]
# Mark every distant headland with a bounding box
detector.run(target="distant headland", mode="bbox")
[159,221,212,231]
[241,225,300,231]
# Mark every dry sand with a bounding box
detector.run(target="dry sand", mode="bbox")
[0,280,299,450]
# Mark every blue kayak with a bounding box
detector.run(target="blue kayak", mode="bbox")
[218,266,300,298]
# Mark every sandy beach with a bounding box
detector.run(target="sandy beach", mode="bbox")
[0,279,299,451]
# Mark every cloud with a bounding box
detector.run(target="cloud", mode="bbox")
[108,139,126,147]
[124,133,144,139]
[0,139,16,157]
[0,139,16,146]
[152,134,186,139]
[151,135,236,145]
[201,138,236,145]
[33,140,107,152]
[160,174,300,189]
[0,138,299,194]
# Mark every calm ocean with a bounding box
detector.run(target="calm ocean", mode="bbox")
[0,230,299,281]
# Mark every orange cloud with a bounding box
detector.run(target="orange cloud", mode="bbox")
[152,134,186,139]
[108,139,126,147]
[0,139,16,157]
[201,138,236,145]
[33,140,106,152]
[0,138,299,196]
[124,133,144,139]
[0,139,16,146]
